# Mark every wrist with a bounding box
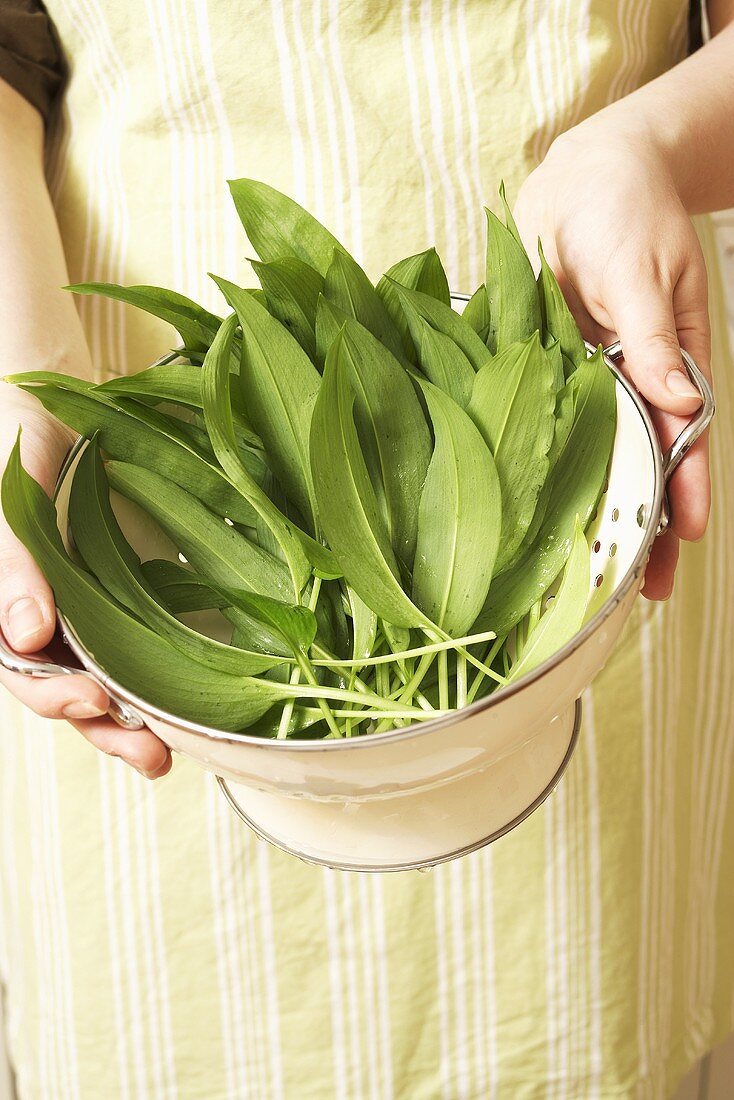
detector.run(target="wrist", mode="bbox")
[548,104,687,205]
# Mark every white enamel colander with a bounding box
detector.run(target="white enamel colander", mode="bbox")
[0,299,714,872]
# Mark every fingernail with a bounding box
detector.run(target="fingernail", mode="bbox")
[665,369,702,402]
[62,699,105,720]
[6,596,45,647]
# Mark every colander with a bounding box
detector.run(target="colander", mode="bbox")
[0,296,714,872]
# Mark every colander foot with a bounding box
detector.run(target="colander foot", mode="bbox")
[216,699,582,873]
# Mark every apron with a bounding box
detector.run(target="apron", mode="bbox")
[1,3,733,1098]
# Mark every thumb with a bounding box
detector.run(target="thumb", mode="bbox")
[0,400,72,653]
[605,274,707,416]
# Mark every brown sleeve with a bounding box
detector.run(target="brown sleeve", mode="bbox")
[0,0,66,125]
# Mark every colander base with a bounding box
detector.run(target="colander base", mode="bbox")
[217,699,582,872]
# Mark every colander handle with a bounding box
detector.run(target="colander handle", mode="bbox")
[0,626,145,730]
[602,341,715,484]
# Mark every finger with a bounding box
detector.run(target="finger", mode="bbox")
[0,415,71,653]
[604,269,707,416]
[642,528,680,601]
[647,405,711,541]
[0,665,110,719]
[0,542,57,653]
[69,714,172,778]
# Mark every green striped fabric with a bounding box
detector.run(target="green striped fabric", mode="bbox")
[1,2,732,1097]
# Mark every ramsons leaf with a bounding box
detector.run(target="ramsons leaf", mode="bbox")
[66,283,223,352]
[309,331,430,628]
[412,380,501,636]
[467,332,556,571]
[1,436,285,730]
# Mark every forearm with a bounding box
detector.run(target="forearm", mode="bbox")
[0,79,92,380]
[555,17,734,217]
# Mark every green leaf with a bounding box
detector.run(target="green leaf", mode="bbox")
[251,256,324,360]
[412,380,501,636]
[347,586,378,661]
[376,248,451,358]
[14,378,259,526]
[537,242,587,373]
[141,559,230,613]
[388,281,492,371]
[324,249,405,360]
[309,331,429,628]
[200,312,312,592]
[410,317,475,408]
[219,591,317,655]
[95,363,260,444]
[211,275,319,530]
[69,440,282,676]
[508,518,590,681]
[314,294,350,366]
[105,461,294,601]
[508,373,578,567]
[476,346,616,635]
[65,283,222,352]
[1,436,284,731]
[467,332,556,571]
[484,207,542,353]
[336,318,432,570]
[461,285,491,344]
[534,243,585,376]
[228,178,344,276]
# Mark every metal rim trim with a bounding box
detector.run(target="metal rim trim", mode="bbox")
[215,699,583,872]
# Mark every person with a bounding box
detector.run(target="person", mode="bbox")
[0,1,732,1096]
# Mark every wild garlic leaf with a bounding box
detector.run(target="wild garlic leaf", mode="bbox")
[508,373,578,568]
[376,248,451,358]
[228,178,344,276]
[324,249,405,360]
[96,363,259,442]
[201,311,312,593]
[411,316,474,408]
[70,440,283,676]
[310,332,430,628]
[412,379,501,636]
[461,284,491,344]
[467,331,556,571]
[141,558,230,613]
[508,518,590,681]
[544,337,566,394]
[537,242,587,374]
[212,275,319,530]
[1,437,284,730]
[476,346,616,636]
[336,318,432,571]
[314,294,350,367]
[484,207,542,353]
[66,283,222,352]
[380,247,451,305]
[347,586,378,662]
[251,256,324,360]
[15,379,259,526]
[105,462,294,601]
[388,281,492,371]
[219,590,317,656]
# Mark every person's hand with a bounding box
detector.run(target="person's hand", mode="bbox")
[513,120,712,600]
[0,384,171,778]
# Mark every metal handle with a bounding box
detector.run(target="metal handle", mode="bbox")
[603,340,715,484]
[0,626,145,730]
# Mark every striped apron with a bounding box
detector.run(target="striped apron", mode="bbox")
[1,2,732,1097]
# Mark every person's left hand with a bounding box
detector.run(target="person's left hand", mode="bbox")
[513,119,712,600]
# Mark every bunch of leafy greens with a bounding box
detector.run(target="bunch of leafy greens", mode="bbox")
[1,180,616,739]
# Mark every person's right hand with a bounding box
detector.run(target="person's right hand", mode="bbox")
[0,384,172,779]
